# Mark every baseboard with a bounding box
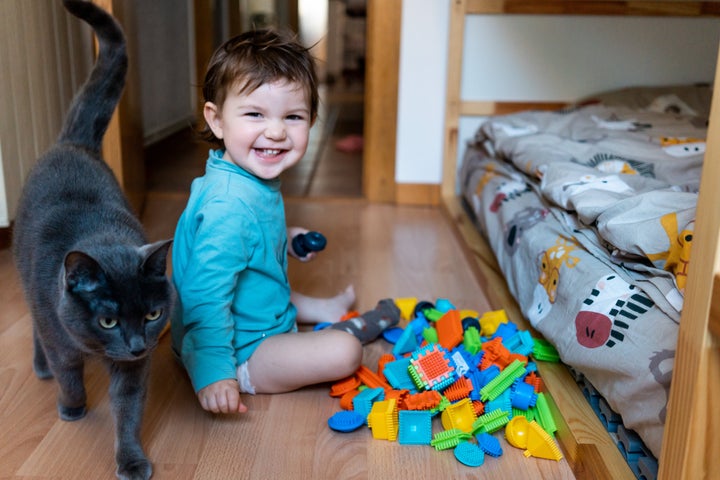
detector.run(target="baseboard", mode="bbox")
[395,183,441,206]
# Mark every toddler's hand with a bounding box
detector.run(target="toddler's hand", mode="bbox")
[287,226,317,261]
[197,379,248,414]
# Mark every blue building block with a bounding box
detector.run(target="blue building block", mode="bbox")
[492,321,518,341]
[352,387,385,421]
[398,410,433,445]
[392,325,419,356]
[434,298,456,313]
[382,357,416,391]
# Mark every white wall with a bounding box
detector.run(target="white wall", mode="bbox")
[395,0,720,185]
[133,0,195,145]
[395,0,449,184]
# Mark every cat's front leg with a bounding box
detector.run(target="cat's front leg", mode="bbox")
[43,345,87,420]
[32,330,53,380]
[108,359,152,480]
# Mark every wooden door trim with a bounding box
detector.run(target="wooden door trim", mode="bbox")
[363,0,400,203]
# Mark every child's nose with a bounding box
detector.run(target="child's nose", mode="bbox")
[264,121,287,140]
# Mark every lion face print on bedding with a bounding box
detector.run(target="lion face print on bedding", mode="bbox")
[660,136,705,158]
[526,236,581,327]
[538,236,580,304]
[646,213,694,292]
[574,274,655,349]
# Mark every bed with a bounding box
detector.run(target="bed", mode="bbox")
[441,2,720,479]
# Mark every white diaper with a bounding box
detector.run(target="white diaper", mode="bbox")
[236,361,256,395]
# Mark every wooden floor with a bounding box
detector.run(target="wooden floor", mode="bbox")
[0,197,577,479]
[0,82,577,479]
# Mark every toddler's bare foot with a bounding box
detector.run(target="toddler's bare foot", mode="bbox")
[323,285,356,323]
[293,285,356,324]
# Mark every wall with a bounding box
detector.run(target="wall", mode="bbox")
[0,1,195,228]
[0,1,93,228]
[132,0,196,145]
[395,0,720,186]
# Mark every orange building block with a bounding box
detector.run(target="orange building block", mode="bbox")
[377,353,396,376]
[443,376,473,402]
[356,365,391,390]
[436,309,464,350]
[403,390,442,411]
[339,389,360,410]
[329,375,361,397]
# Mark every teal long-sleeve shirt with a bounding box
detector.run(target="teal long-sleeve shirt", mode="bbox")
[171,150,297,393]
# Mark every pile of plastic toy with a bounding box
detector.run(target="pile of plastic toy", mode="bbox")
[326,298,564,468]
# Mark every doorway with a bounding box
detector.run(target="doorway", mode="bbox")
[284,0,367,198]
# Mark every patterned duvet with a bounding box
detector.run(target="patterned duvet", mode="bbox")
[458,85,712,458]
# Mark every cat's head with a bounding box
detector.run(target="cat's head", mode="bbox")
[59,239,174,361]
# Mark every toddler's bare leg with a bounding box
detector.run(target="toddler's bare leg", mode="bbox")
[246,328,362,394]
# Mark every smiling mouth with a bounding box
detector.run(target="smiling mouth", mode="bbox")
[256,148,285,156]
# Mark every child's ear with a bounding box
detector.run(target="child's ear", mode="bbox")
[203,102,224,139]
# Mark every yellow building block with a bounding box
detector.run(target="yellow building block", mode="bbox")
[367,399,399,441]
[394,297,418,321]
[440,398,477,433]
[479,309,508,336]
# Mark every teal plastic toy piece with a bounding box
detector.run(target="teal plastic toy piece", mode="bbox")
[454,441,485,467]
[398,410,433,445]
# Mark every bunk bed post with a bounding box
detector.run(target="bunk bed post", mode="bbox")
[658,42,720,480]
[441,0,467,200]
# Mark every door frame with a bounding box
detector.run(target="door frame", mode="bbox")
[362,0,400,203]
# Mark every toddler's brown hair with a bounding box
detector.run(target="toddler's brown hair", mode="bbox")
[200,29,319,147]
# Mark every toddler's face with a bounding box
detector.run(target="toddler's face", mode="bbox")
[206,80,312,180]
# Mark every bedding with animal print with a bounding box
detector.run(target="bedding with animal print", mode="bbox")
[458,85,709,459]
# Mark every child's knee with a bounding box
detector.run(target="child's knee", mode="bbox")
[329,330,363,376]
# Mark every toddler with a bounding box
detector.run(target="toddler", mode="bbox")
[170,29,399,414]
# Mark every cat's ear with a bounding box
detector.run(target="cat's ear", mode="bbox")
[140,239,172,277]
[64,251,106,293]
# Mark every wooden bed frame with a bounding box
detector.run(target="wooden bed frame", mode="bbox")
[440,1,720,479]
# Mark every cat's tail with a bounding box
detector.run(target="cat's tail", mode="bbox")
[58,0,127,153]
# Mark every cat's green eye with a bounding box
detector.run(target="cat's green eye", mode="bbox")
[145,309,162,322]
[99,317,118,329]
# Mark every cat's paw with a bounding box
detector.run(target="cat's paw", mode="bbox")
[116,458,152,480]
[32,364,54,380]
[58,403,87,421]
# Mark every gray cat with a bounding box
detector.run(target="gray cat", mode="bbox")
[12,1,173,479]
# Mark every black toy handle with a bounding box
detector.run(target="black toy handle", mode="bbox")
[292,231,327,257]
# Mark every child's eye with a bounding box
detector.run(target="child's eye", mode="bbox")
[244,112,262,118]
[287,114,305,121]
